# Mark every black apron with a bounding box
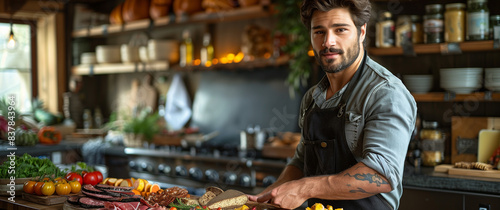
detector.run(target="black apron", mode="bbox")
[302,55,392,210]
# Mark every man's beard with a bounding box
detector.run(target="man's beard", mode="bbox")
[314,37,361,74]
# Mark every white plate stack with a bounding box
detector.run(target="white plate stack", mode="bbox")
[485,68,500,92]
[440,68,483,94]
[403,75,433,93]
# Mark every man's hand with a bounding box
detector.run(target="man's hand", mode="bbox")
[256,179,308,209]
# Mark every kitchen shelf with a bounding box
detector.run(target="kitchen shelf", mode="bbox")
[72,4,274,38]
[72,56,289,75]
[72,61,169,75]
[369,41,499,56]
[412,92,500,102]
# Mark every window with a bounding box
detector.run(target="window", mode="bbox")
[0,22,33,113]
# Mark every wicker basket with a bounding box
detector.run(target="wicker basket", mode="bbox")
[123,133,145,147]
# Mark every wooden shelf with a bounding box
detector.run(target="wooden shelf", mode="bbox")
[72,61,169,75]
[72,5,274,38]
[72,57,289,75]
[412,92,500,102]
[369,41,499,56]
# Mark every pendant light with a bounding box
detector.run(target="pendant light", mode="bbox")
[6,19,18,51]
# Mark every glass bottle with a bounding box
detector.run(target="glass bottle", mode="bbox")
[444,3,466,43]
[83,109,93,130]
[410,15,423,44]
[424,4,444,44]
[420,121,444,167]
[200,32,214,67]
[396,15,412,47]
[180,30,193,67]
[375,11,395,48]
[490,15,500,40]
[467,0,489,41]
[94,108,103,129]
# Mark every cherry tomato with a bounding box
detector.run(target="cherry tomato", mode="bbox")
[83,172,99,186]
[42,181,55,196]
[23,180,36,194]
[69,180,82,194]
[65,172,83,185]
[34,181,45,195]
[93,171,103,184]
[55,182,71,195]
[170,207,178,210]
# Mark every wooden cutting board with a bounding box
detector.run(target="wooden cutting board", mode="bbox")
[448,167,500,179]
[22,192,70,205]
[434,164,500,180]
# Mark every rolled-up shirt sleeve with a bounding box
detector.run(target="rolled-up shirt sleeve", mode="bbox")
[360,81,417,190]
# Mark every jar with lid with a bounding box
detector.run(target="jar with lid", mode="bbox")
[467,0,489,41]
[491,15,500,40]
[375,11,395,48]
[396,15,412,47]
[424,4,444,44]
[445,3,466,42]
[420,121,444,166]
[410,15,423,44]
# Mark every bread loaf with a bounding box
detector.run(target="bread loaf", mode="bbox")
[173,0,203,16]
[206,190,248,209]
[199,191,217,206]
[150,0,172,19]
[109,3,124,25]
[206,186,224,195]
[122,0,151,22]
[180,197,200,206]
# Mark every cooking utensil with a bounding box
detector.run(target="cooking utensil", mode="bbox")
[181,131,219,147]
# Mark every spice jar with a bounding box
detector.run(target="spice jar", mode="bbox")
[396,15,412,47]
[445,3,466,43]
[424,4,444,44]
[491,15,500,40]
[467,0,489,41]
[420,121,444,166]
[411,15,424,44]
[376,11,395,48]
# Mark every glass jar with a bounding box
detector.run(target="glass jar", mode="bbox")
[420,121,444,166]
[410,15,424,44]
[467,0,489,41]
[445,3,466,42]
[376,11,395,48]
[424,4,444,44]
[396,15,412,47]
[491,15,500,40]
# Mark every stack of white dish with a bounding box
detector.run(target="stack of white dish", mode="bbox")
[485,68,500,92]
[440,68,483,94]
[96,45,121,63]
[403,75,433,93]
[80,52,97,64]
[147,39,179,63]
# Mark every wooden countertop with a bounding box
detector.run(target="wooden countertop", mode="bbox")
[0,195,64,210]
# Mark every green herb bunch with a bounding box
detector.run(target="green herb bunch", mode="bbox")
[0,153,66,178]
[275,0,313,93]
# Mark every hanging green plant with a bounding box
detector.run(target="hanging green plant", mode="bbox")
[274,0,313,94]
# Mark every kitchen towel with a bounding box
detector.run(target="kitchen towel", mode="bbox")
[165,73,192,130]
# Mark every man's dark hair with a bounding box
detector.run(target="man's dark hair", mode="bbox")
[300,0,372,33]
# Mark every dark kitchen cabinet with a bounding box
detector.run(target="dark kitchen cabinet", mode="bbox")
[400,186,500,210]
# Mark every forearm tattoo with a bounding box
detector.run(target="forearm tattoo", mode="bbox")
[344,173,389,187]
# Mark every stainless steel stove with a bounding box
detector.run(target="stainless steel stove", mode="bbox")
[124,146,287,195]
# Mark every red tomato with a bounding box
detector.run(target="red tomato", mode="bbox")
[83,172,99,186]
[93,171,103,183]
[65,172,83,185]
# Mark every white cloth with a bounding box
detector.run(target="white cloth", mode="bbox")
[165,74,192,130]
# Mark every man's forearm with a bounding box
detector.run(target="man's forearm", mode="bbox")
[304,162,392,200]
